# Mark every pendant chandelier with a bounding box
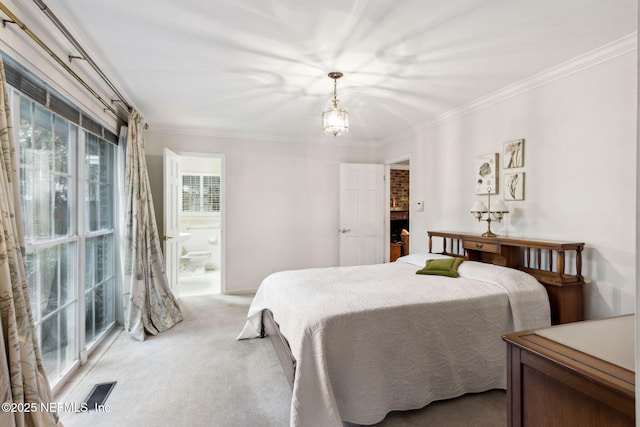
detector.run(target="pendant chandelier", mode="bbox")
[322,72,349,136]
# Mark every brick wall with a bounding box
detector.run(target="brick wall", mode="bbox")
[390,169,409,209]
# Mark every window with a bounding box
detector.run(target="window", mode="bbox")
[181,174,220,213]
[203,175,221,212]
[84,133,115,345]
[19,97,78,382]
[13,91,116,388]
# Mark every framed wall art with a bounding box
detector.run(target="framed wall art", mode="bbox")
[503,139,524,169]
[475,153,498,194]
[504,172,525,201]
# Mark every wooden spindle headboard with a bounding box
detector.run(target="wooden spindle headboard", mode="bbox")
[428,231,585,325]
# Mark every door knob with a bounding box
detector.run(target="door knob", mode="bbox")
[339,228,351,234]
[161,235,174,241]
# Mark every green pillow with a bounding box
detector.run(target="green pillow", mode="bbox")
[416,257,464,278]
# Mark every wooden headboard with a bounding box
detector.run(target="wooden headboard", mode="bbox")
[428,231,585,325]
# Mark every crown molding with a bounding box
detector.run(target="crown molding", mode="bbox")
[382,32,637,146]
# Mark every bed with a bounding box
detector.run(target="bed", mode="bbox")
[238,232,585,426]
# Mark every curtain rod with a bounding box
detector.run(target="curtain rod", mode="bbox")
[32,0,132,114]
[0,2,127,123]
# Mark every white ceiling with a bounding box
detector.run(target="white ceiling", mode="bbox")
[25,1,639,143]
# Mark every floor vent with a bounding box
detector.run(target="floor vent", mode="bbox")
[83,381,116,410]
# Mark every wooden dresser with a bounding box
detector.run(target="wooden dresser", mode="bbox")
[503,316,635,426]
[428,231,585,324]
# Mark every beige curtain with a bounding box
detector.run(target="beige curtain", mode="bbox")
[123,111,182,340]
[0,58,61,426]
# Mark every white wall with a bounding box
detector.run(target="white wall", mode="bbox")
[144,134,378,293]
[381,50,637,320]
[180,156,222,174]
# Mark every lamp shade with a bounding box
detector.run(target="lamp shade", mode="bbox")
[322,105,349,136]
[470,200,488,213]
[490,198,509,213]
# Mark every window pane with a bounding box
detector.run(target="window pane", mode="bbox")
[25,252,38,318]
[84,131,115,347]
[40,314,59,379]
[104,279,114,328]
[85,292,94,344]
[86,133,99,180]
[33,104,52,167]
[37,248,58,318]
[85,280,114,344]
[21,155,52,242]
[94,283,107,335]
[85,233,115,345]
[86,133,114,232]
[54,175,70,237]
[41,305,76,382]
[60,304,77,375]
[19,98,73,243]
[86,180,98,230]
[27,243,75,319]
[53,116,70,173]
[18,97,33,164]
[182,175,201,212]
[103,236,114,281]
[203,175,220,212]
[99,141,114,229]
[85,237,94,290]
[85,234,114,289]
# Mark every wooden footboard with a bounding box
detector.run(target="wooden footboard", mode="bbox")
[262,309,296,390]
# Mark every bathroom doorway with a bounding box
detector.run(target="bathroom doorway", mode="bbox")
[177,154,225,296]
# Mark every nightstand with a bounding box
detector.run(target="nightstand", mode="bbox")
[503,315,635,426]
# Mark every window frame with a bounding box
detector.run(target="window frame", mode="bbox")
[9,87,117,392]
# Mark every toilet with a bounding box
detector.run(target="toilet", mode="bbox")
[179,251,211,275]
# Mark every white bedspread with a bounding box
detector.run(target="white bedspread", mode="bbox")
[238,256,550,426]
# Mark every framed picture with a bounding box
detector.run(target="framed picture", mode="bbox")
[475,153,498,194]
[504,172,525,201]
[503,139,524,169]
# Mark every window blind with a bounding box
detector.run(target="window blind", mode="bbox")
[2,52,119,144]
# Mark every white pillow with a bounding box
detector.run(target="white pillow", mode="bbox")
[395,253,452,268]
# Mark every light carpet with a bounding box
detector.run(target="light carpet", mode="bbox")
[56,294,506,427]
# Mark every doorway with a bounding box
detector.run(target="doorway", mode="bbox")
[386,158,410,262]
[176,154,225,296]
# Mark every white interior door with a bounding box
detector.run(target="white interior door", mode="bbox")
[339,163,385,266]
[163,148,180,298]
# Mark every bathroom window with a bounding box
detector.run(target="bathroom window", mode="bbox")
[181,174,220,213]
